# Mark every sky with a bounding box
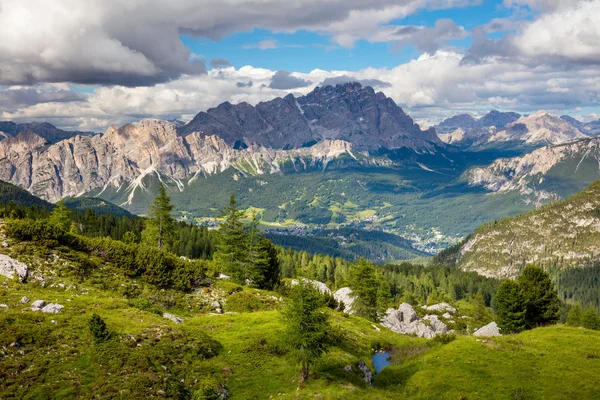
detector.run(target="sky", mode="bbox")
[0,0,599,131]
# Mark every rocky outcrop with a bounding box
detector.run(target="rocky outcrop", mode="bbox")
[0,254,28,282]
[290,278,331,295]
[0,121,94,143]
[333,287,354,313]
[473,322,501,337]
[357,360,373,386]
[163,313,184,324]
[381,303,447,338]
[30,300,64,313]
[424,302,457,314]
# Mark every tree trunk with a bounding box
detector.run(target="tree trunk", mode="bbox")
[300,362,309,382]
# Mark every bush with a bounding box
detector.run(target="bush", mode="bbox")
[432,333,456,345]
[88,313,110,343]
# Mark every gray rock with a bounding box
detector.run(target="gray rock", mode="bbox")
[442,312,452,319]
[210,301,221,308]
[20,296,30,303]
[473,321,501,337]
[290,278,331,295]
[31,300,46,311]
[2,241,9,248]
[218,273,230,280]
[0,304,8,309]
[0,254,28,282]
[358,360,373,386]
[333,287,354,313]
[424,302,457,314]
[163,313,184,324]
[40,303,64,314]
[381,303,447,338]
[344,365,352,372]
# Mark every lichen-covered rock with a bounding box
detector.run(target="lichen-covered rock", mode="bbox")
[290,278,331,295]
[381,303,447,338]
[41,303,64,314]
[0,254,28,282]
[333,287,354,313]
[425,302,457,314]
[474,321,501,337]
[163,313,184,324]
[31,300,46,311]
[358,360,373,386]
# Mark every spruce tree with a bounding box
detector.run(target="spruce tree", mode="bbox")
[214,194,249,284]
[49,200,73,232]
[142,184,176,250]
[566,304,583,327]
[376,275,392,318]
[518,265,560,328]
[496,279,528,334]
[281,281,331,382]
[349,258,379,321]
[581,306,599,330]
[246,213,281,289]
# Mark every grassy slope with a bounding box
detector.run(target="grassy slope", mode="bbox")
[1,233,599,399]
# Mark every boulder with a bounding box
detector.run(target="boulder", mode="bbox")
[0,304,7,309]
[31,300,46,311]
[163,313,184,324]
[381,303,447,338]
[41,303,64,314]
[218,273,230,280]
[290,278,331,295]
[358,360,373,386]
[333,287,354,313]
[423,315,448,335]
[424,302,457,314]
[343,365,353,372]
[442,312,452,319]
[20,296,30,303]
[473,321,501,337]
[0,254,28,282]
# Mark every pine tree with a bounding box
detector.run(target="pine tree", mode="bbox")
[246,213,280,289]
[566,304,583,327]
[49,200,73,232]
[349,258,379,321]
[376,275,392,319]
[142,184,176,250]
[214,194,249,284]
[496,279,528,334]
[518,265,560,328]
[281,281,331,382]
[581,306,599,330]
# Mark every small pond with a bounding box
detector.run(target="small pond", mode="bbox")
[372,351,392,374]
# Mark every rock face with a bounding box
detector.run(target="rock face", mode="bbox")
[333,287,354,313]
[0,254,28,282]
[381,303,448,338]
[424,302,457,314]
[0,121,94,144]
[466,136,600,205]
[181,82,442,151]
[473,322,501,337]
[290,278,331,295]
[0,83,443,204]
[163,313,184,324]
[357,360,373,385]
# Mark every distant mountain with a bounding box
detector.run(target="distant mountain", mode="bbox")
[465,136,600,204]
[560,115,600,136]
[439,111,585,150]
[180,82,442,151]
[435,110,520,135]
[0,121,95,144]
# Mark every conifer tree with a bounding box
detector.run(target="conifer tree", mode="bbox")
[496,279,528,334]
[566,304,583,327]
[49,200,73,232]
[246,212,281,289]
[214,194,249,283]
[281,281,331,382]
[518,265,560,327]
[581,306,599,330]
[142,184,176,250]
[349,258,379,321]
[376,275,392,318]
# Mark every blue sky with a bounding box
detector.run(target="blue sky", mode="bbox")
[183,0,523,72]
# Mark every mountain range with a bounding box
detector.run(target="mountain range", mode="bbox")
[1,82,599,257]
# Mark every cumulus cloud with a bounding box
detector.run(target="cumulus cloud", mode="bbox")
[0,86,86,111]
[268,71,311,90]
[209,58,233,68]
[0,0,482,86]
